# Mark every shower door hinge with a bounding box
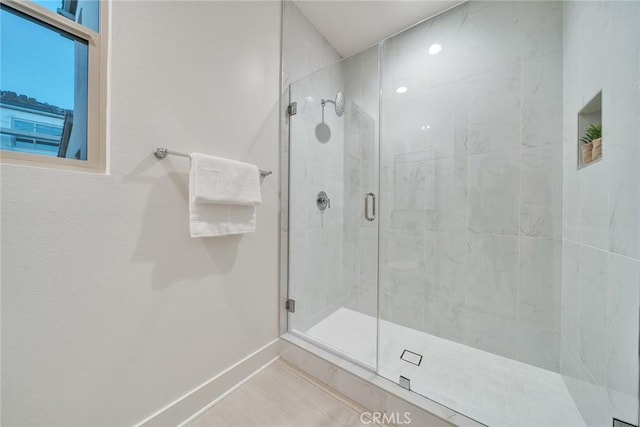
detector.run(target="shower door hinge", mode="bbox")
[286,299,296,313]
[287,102,297,116]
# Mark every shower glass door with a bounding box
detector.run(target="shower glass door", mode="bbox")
[378,1,561,423]
[287,46,380,369]
[285,1,639,425]
[377,1,639,426]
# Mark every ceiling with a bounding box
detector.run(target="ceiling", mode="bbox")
[293,1,464,58]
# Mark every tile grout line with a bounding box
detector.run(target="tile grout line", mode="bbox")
[563,237,640,263]
[516,0,524,363]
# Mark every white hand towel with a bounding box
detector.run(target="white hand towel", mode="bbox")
[191,153,262,206]
[189,153,262,237]
[189,202,257,237]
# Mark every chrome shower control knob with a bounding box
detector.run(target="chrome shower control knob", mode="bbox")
[316,191,330,211]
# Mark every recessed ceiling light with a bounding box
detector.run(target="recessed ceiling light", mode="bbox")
[396,86,408,94]
[428,44,442,55]
[421,126,426,130]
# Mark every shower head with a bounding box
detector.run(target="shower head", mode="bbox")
[321,91,345,117]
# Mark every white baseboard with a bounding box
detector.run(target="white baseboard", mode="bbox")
[136,339,280,427]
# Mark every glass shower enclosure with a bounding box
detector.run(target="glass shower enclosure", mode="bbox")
[285,1,640,425]
[287,46,380,369]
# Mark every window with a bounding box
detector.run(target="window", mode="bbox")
[0,0,106,172]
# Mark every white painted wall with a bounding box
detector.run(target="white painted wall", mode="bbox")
[1,1,281,425]
[282,1,342,87]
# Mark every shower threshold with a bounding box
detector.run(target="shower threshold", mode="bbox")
[304,308,586,427]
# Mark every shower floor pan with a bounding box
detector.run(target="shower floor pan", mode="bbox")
[305,308,585,427]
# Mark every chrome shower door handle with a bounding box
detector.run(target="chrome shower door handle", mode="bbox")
[364,192,376,221]
[370,193,376,220]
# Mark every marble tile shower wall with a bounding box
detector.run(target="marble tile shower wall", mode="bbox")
[378,1,564,371]
[561,1,640,425]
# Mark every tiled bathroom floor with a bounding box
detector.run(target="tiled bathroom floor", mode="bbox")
[188,360,384,427]
[305,308,586,427]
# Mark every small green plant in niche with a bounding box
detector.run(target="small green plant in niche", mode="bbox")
[580,123,602,165]
[580,123,602,144]
[578,91,603,168]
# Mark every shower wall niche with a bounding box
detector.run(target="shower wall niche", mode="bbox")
[577,91,603,168]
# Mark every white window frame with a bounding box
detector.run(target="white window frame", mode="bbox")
[0,0,108,173]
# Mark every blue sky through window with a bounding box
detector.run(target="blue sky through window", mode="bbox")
[1,5,77,109]
[30,1,64,13]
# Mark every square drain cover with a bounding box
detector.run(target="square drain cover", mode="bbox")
[400,349,422,366]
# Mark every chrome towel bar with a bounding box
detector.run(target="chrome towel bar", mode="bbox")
[153,148,272,177]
